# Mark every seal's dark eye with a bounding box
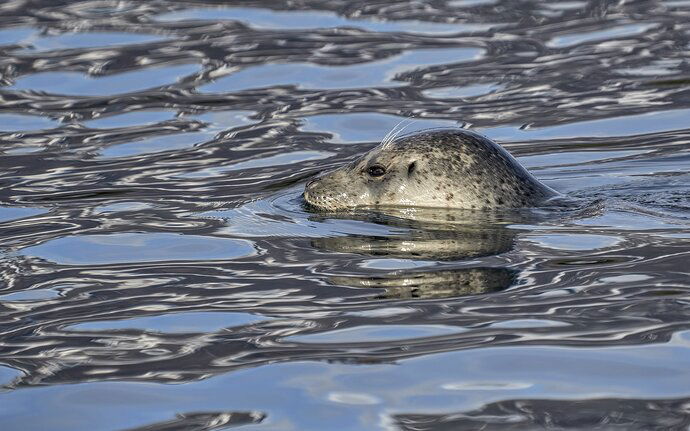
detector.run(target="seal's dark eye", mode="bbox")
[367,165,386,177]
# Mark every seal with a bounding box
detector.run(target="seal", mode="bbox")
[303,128,558,211]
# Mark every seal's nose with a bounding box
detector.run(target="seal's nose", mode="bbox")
[305,178,318,190]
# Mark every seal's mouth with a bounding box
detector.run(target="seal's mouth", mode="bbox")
[302,180,329,211]
[303,182,354,212]
[303,171,368,212]
[302,189,334,212]
[303,176,335,209]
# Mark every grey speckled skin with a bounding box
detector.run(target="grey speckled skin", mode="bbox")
[304,129,558,211]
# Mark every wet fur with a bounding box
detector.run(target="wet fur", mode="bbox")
[304,129,557,211]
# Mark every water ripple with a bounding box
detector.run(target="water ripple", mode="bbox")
[1,0,689,429]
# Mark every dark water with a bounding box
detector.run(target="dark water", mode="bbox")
[1,0,690,429]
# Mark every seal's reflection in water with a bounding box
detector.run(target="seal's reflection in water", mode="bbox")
[309,206,525,299]
[330,268,516,299]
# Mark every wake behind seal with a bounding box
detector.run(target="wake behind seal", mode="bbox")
[304,129,558,211]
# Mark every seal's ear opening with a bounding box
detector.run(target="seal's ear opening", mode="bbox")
[407,161,417,176]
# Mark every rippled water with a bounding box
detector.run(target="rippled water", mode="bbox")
[1,0,690,429]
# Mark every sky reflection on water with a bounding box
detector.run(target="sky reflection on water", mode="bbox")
[0,0,689,429]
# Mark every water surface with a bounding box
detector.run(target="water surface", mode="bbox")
[1,0,689,430]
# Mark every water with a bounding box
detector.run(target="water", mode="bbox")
[1,0,689,429]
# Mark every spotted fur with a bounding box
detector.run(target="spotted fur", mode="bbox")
[304,129,557,211]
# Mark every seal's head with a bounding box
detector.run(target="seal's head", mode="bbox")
[304,129,557,211]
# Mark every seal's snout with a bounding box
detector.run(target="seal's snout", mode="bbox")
[304,176,331,210]
[305,177,321,194]
[304,176,322,203]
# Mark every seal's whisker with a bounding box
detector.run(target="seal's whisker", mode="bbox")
[382,118,415,149]
[386,119,417,148]
[380,126,394,148]
[387,119,414,146]
[381,119,407,148]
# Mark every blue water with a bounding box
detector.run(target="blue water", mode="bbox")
[1,0,689,430]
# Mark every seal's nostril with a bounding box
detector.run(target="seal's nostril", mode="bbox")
[306,178,317,189]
